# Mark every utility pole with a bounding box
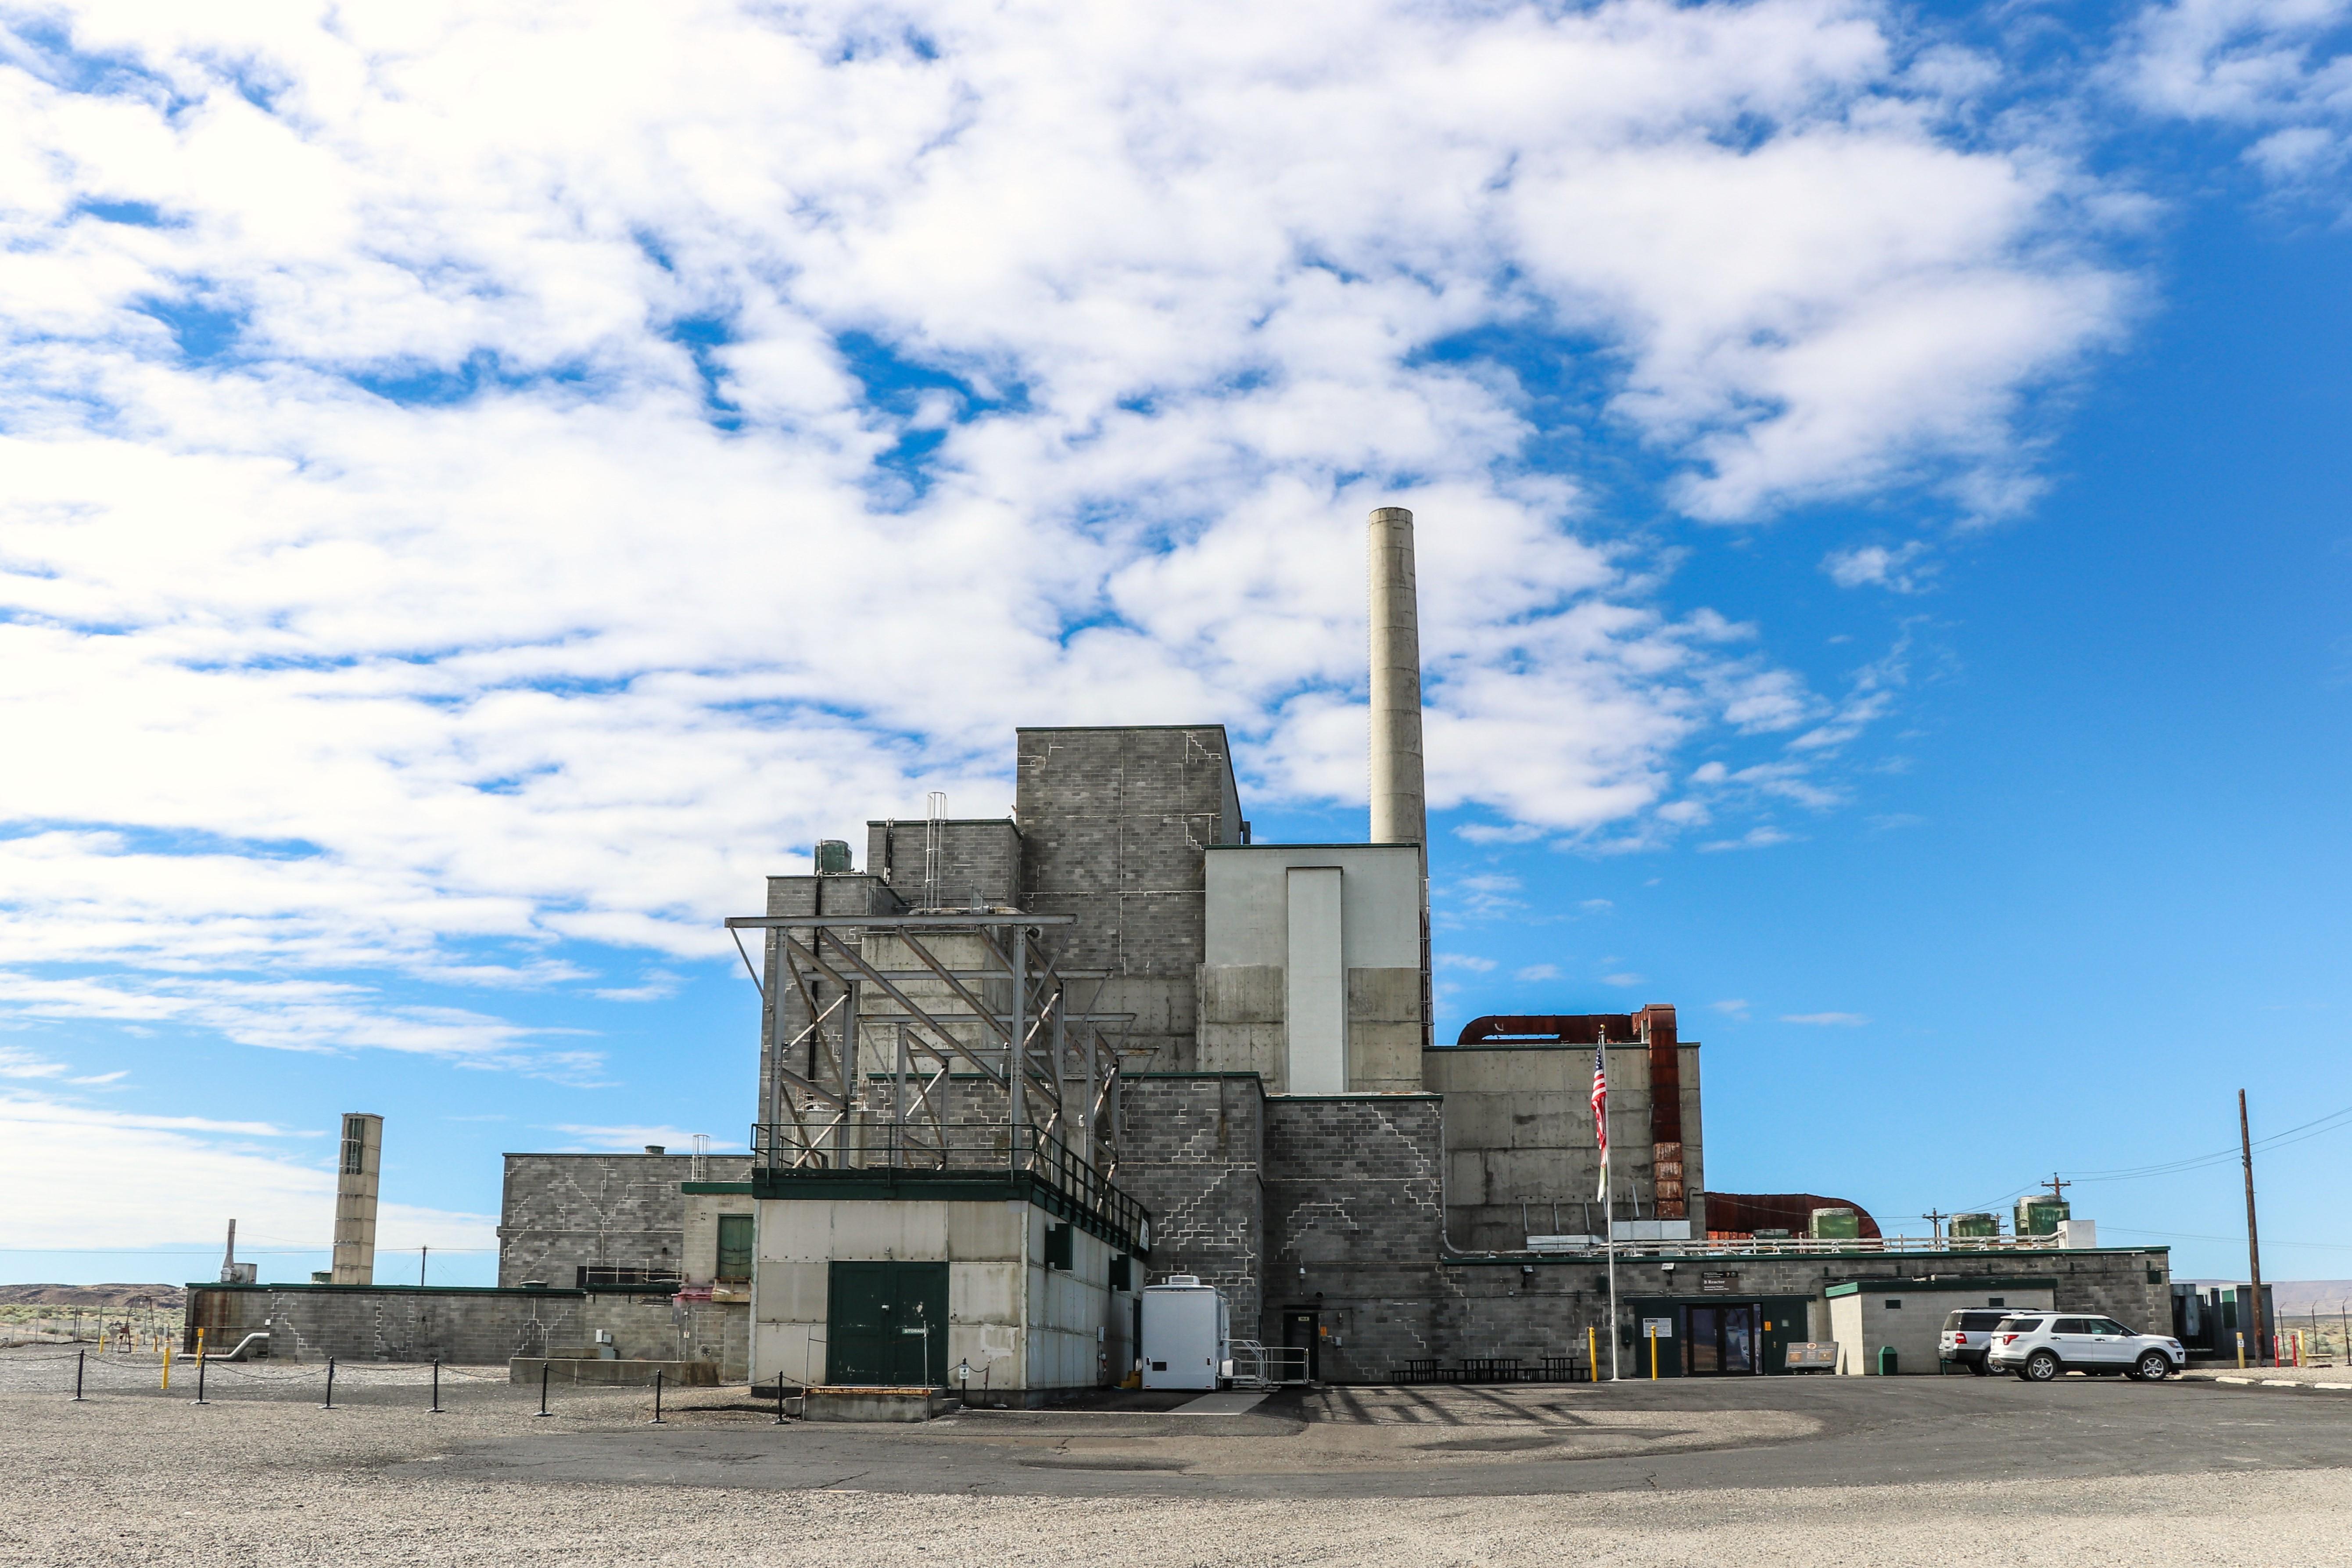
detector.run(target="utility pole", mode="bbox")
[2041,1174,2070,1205]
[1922,1209,1948,1244]
[420,1245,429,1287]
[2240,1090,2267,1369]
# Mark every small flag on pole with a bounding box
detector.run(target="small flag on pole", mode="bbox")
[1591,1040,1609,1201]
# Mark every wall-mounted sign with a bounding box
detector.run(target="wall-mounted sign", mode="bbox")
[1642,1317,1674,1338]
[1701,1271,1739,1293]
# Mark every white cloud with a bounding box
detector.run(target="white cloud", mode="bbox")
[1437,953,1498,973]
[1601,971,1645,987]
[1515,963,1563,983]
[0,1089,492,1250]
[1780,1010,1870,1025]
[1825,541,1935,592]
[2114,0,2352,188]
[0,0,2134,1078]
[1710,998,1751,1017]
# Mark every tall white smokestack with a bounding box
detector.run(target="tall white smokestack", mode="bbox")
[1367,506,1426,847]
[331,1112,383,1285]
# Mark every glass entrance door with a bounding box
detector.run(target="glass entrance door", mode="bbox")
[1685,1304,1760,1374]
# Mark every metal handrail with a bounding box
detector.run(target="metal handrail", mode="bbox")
[1525,1233,2116,1259]
[1229,1341,1310,1388]
[750,1119,1148,1250]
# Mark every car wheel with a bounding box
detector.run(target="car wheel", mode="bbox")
[2024,1350,2061,1381]
[1968,1357,1992,1378]
[2134,1351,2170,1381]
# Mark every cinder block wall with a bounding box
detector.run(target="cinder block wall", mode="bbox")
[183,1285,692,1365]
[499,1153,753,1287]
[1015,726,1243,1071]
[1116,1076,1265,1331]
[1261,1094,1446,1369]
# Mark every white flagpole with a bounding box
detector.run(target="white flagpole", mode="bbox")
[1602,1041,1619,1381]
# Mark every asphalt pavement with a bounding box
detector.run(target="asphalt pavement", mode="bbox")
[405,1374,2352,1499]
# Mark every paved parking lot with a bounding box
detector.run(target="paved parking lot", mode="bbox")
[7,1355,2350,1566]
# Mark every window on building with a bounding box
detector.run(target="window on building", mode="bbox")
[717,1214,754,1282]
[340,1116,366,1175]
[1044,1223,1074,1271]
[1883,1299,1902,1310]
[1987,1297,2005,1308]
[1110,1254,1133,1292]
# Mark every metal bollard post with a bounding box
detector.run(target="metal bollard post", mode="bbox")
[430,1358,442,1415]
[537,1361,551,1418]
[195,1348,209,1407]
[651,1369,665,1426]
[774,1378,785,1424]
[322,1356,336,1410]
[74,1349,85,1403]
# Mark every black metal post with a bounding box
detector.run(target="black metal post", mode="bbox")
[430,1358,442,1414]
[537,1361,551,1418]
[652,1369,665,1425]
[74,1349,84,1402]
[774,1379,785,1424]
[322,1356,336,1410]
[195,1349,208,1407]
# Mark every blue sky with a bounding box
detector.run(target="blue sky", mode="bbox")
[2,0,2349,1291]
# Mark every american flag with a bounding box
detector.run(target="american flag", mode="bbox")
[1591,1040,1609,1201]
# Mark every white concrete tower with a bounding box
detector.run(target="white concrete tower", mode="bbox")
[1367,506,1427,847]
[330,1112,384,1285]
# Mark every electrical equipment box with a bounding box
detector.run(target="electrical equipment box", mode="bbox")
[1141,1275,1229,1390]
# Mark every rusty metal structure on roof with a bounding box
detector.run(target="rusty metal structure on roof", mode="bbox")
[723,910,1136,1182]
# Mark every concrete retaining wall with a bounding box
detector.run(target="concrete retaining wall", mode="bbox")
[183,1284,742,1372]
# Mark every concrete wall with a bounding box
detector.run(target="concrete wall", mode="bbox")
[748,1195,1137,1395]
[1199,844,1424,1094]
[1422,1042,1704,1250]
[499,1152,754,1287]
[1014,725,1244,1072]
[1115,1076,1266,1331]
[1827,1281,2057,1375]
[184,1284,707,1367]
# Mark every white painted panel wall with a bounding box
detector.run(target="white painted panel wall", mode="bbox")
[749,1195,1137,1393]
[1286,866,1347,1094]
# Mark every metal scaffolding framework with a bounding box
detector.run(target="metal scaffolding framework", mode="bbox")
[724,912,1137,1183]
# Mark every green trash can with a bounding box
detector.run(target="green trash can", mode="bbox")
[1878,1346,1899,1376]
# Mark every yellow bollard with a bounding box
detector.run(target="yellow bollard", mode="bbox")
[2237,1332,2246,1369]
[1587,1325,1597,1382]
[162,1345,172,1390]
[1650,1331,1658,1381]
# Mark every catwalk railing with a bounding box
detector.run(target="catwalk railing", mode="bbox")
[750,1119,1150,1252]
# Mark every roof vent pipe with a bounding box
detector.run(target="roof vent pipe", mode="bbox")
[1367,506,1426,848]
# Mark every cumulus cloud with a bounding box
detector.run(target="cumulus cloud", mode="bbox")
[1781,1010,1870,1025]
[1825,541,1936,592]
[2114,0,2352,188]
[0,0,2133,1077]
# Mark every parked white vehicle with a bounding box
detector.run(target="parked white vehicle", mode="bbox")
[1984,1313,2185,1381]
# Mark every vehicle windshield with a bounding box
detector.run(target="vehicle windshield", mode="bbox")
[1992,1316,2046,1333]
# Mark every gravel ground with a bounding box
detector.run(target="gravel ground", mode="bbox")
[5,1353,2348,1567]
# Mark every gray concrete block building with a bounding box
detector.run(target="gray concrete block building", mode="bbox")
[192,506,2170,1382]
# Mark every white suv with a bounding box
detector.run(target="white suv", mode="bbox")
[1985,1313,2186,1381]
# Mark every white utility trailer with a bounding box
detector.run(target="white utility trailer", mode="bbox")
[1141,1275,1230,1390]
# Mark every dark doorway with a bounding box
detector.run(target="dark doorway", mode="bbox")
[1282,1309,1320,1382]
[1685,1304,1760,1375]
[826,1261,949,1386]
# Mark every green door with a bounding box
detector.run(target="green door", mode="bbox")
[826,1261,950,1386]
